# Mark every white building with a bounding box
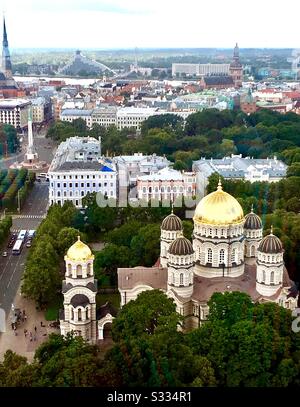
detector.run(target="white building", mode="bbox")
[172,63,230,77]
[91,106,117,128]
[60,106,194,131]
[116,107,159,131]
[48,136,117,208]
[137,167,197,202]
[60,109,93,128]
[0,98,31,130]
[193,154,287,197]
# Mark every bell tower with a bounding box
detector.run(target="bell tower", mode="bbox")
[59,236,98,343]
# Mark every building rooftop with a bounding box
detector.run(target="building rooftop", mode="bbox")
[0,98,31,107]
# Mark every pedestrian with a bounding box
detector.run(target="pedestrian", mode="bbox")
[24,329,27,337]
[34,326,37,333]
[33,335,36,342]
[29,332,33,342]
[24,314,27,322]
[11,323,14,330]
[40,321,43,327]
[14,326,17,336]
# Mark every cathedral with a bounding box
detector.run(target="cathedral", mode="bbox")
[0,17,24,98]
[60,182,298,342]
[118,181,298,330]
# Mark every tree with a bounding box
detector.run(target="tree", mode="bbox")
[94,244,131,285]
[0,350,35,387]
[287,163,300,177]
[57,227,81,255]
[33,333,103,386]
[130,223,160,266]
[21,238,61,307]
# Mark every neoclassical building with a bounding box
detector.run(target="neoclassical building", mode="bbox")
[118,182,298,329]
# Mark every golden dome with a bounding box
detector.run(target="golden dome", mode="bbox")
[66,236,94,262]
[194,181,244,226]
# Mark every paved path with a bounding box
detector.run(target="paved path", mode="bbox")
[0,285,59,362]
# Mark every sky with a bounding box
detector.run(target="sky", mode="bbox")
[2,0,300,49]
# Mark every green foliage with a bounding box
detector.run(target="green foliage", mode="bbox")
[22,202,79,307]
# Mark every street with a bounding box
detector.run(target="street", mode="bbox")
[0,129,55,319]
[0,182,49,316]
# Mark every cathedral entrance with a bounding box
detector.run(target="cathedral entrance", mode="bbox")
[103,322,112,339]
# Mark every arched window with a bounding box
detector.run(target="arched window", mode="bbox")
[180,257,184,264]
[76,264,82,277]
[86,307,89,320]
[262,270,266,282]
[67,263,72,275]
[71,308,74,320]
[180,273,184,286]
[251,245,255,257]
[219,249,225,265]
[231,248,236,264]
[172,272,175,285]
[270,271,274,283]
[87,263,92,276]
[207,248,212,264]
[78,308,82,321]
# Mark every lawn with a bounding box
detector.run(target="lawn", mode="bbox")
[45,295,63,321]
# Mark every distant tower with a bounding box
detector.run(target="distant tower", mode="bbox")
[25,108,38,164]
[229,43,243,88]
[2,17,12,78]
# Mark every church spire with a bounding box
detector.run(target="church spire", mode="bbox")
[2,16,12,77]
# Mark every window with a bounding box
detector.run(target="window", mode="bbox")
[86,308,89,319]
[69,183,72,188]
[78,309,82,321]
[71,309,74,320]
[207,248,212,263]
[57,191,61,197]
[87,183,90,188]
[219,249,225,265]
[180,273,184,286]
[262,270,266,282]
[231,248,236,264]
[75,183,78,188]
[270,271,274,283]
[57,183,60,188]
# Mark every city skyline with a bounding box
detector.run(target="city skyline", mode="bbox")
[2,0,300,49]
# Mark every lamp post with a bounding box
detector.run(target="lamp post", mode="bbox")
[17,189,21,213]
[222,262,225,278]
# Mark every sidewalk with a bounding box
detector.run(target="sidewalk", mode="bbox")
[0,284,59,363]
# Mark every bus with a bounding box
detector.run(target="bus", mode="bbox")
[12,239,23,255]
[17,230,27,241]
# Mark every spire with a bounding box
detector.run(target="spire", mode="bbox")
[2,16,12,76]
[217,178,223,191]
[270,225,273,235]
[77,235,81,241]
[251,204,254,213]
[171,201,174,214]
[234,42,239,58]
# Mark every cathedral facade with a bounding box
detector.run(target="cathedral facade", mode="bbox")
[118,182,298,330]
[60,183,298,341]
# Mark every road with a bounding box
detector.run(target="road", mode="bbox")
[0,182,49,317]
[0,129,56,170]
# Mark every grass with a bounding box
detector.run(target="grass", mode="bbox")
[45,295,63,321]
